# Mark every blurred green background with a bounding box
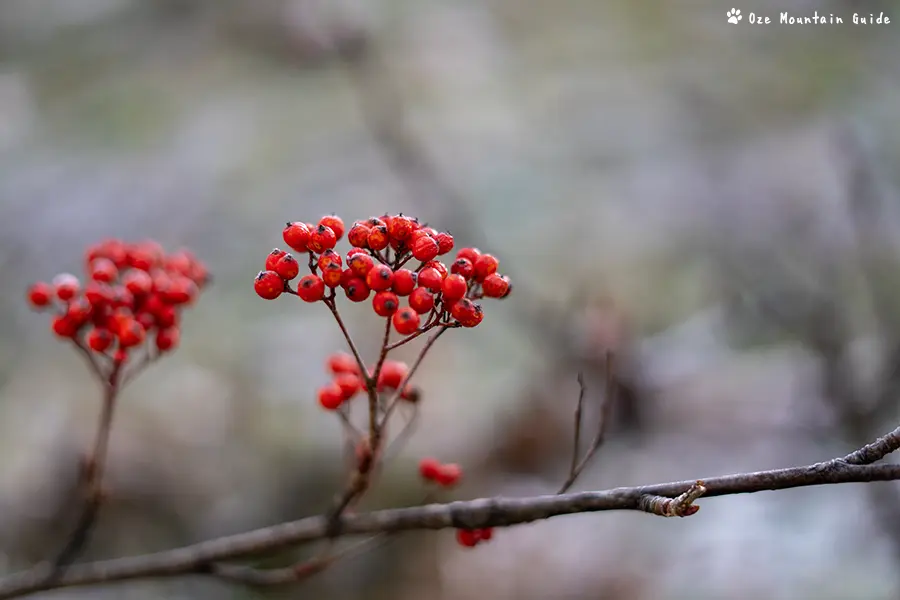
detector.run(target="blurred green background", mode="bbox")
[1,1,900,598]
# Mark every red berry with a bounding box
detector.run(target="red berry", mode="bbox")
[366,264,394,291]
[27,282,53,308]
[456,247,481,265]
[347,222,371,248]
[51,315,78,338]
[155,327,180,352]
[408,287,435,314]
[441,273,467,301]
[89,258,118,283]
[339,268,356,288]
[482,273,511,298]
[155,303,178,328]
[367,225,390,251]
[334,373,362,400]
[473,254,499,281]
[392,307,420,335]
[317,249,342,271]
[435,232,454,255]
[321,263,343,288]
[451,257,474,280]
[366,217,387,228]
[478,528,494,541]
[65,298,93,326]
[283,222,311,252]
[117,318,145,348]
[266,248,288,271]
[391,269,417,296]
[308,225,337,254]
[317,382,344,410]
[86,327,113,352]
[53,273,80,301]
[400,385,420,403]
[344,278,371,302]
[449,298,484,327]
[424,260,448,278]
[372,291,400,317]
[436,463,462,487]
[378,360,409,390]
[254,270,284,300]
[456,529,479,548]
[412,235,439,262]
[296,274,326,302]
[328,352,360,375]
[164,276,198,305]
[387,214,414,241]
[274,253,300,280]
[122,270,153,296]
[418,457,442,481]
[318,215,345,241]
[348,253,375,278]
[417,267,442,292]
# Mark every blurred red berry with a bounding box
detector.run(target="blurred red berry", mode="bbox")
[117,319,145,348]
[378,360,409,390]
[456,530,479,548]
[317,382,344,410]
[328,352,360,375]
[254,270,284,300]
[155,327,180,352]
[122,270,152,296]
[86,327,113,352]
[27,282,53,308]
[53,273,80,301]
[436,463,462,487]
[52,315,78,338]
[334,373,362,400]
[89,258,118,283]
[418,457,442,481]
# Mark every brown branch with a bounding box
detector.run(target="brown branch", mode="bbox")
[5,433,900,599]
[558,353,617,494]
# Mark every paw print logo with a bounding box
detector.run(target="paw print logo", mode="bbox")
[727,8,742,24]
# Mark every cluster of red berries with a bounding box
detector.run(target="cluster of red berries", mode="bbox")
[318,352,418,410]
[254,214,511,334]
[418,457,462,487]
[26,239,208,360]
[455,527,494,548]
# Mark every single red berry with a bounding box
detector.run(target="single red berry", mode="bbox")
[339,268,356,289]
[51,315,78,338]
[265,248,288,271]
[274,253,300,280]
[482,273,511,298]
[321,263,343,288]
[117,318,145,348]
[254,270,284,300]
[450,298,484,327]
[366,264,394,291]
[283,222,311,252]
[327,352,360,375]
[388,235,408,253]
[110,286,136,310]
[456,247,481,265]
[297,274,326,302]
[113,348,129,363]
[155,303,178,328]
[308,225,337,254]
[366,217,387,228]
[122,269,153,296]
[65,297,93,326]
[317,249,342,271]
[451,257,474,280]
[86,327,113,352]
[441,273,467,301]
[317,381,344,410]
[435,232,454,255]
[347,222,371,248]
[89,258,118,283]
[367,225,390,251]
[344,278,371,302]
[155,327,180,352]
[456,529,479,548]
[478,528,494,541]
[372,291,400,317]
[134,310,155,331]
[26,282,53,308]
[408,287,435,314]
[412,235,439,262]
[334,373,363,400]
[436,463,462,487]
[417,267,442,292]
[378,359,409,390]
[387,214,414,241]
[391,269,417,296]
[348,253,375,278]
[318,215,345,241]
[164,276,198,305]
[424,260,448,278]
[418,457,442,481]
[84,282,112,307]
[53,273,80,301]
[473,254,499,281]
[392,307,420,335]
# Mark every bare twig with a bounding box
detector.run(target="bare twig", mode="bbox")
[558,353,617,494]
[4,438,900,598]
[324,298,368,378]
[638,481,707,517]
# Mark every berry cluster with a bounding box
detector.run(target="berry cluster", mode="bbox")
[418,457,463,487]
[26,239,208,361]
[254,214,511,334]
[319,353,419,411]
[455,527,494,548]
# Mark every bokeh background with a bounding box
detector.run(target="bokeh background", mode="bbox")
[2,0,900,598]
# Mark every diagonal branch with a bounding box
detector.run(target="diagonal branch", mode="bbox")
[5,429,900,599]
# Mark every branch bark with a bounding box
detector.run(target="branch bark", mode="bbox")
[3,428,900,599]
